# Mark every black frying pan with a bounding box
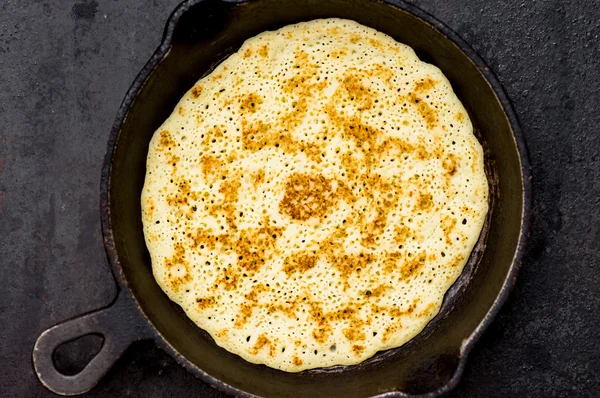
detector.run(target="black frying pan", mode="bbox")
[32,0,531,396]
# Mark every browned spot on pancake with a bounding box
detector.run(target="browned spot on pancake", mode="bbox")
[294,50,309,66]
[442,153,457,176]
[243,48,253,58]
[333,253,375,288]
[340,152,361,181]
[281,50,327,108]
[145,197,155,219]
[430,139,445,159]
[200,155,222,183]
[330,48,347,58]
[178,106,185,116]
[308,300,360,344]
[279,58,327,132]
[300,142,324,164]
[416,303,436,318]
[166,178,198,206]
[279,173,334,221]
[219,178,241,229]
[382,323,401,343]
[259,45,269,57]
[216,329,228,338]
[343,116,382,152]
[191,86,203,98]
[352,345,366,355]
[343,320,366,342]
[166,153,181,174]
[456,112,464,122]
[241,121,298,153]
[292,356,303,366]
[350,33,361,43]
[216,266,240,291]
[336,180,356,205]
[233,76,245,87]
[408,93,438,129]
[370,63,394,83]
[471,147,480,173]
[164,243,192,291]
[316,226,348,268]
[235,283,267,328]
[325,70,388,157]
[307,301,330,342]
[394,225,410,246]
[400,252,426,279]
[214,125,225,139]
[250,334,272,355]
[311,325,332,344]
[416,192,433,211]
[414,78,437,93]
[196,297,215,310]
[328,26,341,35]
[282,252,317,276]
[241,121,271,151]
[396,300,419,316]
[361,211,388,247]
[267,299,299,319]
[193,219,282,278]
[383,252,403,274]
[379,137,416,156]
[415,144,431,160]
[356,174,400,247]
[369,38,382,48]
[449,253,466,268]
[201,125,227,148]
[342,74,373,111]
[441,216,457,245]
[158,130,175,149]
[189,229,228,250]
[253,169,265,186]
[224,151,237,165]
[373,299,419,320]
[367,173,394,198]
[284,31,293,39]
[235,221,283,272]
[240,92,263,113]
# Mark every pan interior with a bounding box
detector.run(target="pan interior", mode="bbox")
[107,0,524,396]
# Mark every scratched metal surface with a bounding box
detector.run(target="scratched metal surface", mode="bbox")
[0,0,598,396]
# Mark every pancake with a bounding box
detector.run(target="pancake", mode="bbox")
[141,18,488,372]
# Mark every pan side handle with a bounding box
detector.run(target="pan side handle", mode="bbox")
[32,292,154,396]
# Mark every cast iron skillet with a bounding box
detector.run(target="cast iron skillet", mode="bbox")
[33,0,531,396]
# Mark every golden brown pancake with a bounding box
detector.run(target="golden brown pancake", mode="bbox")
[141,18,488,372]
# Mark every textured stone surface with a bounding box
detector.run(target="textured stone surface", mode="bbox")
[0,0,598,397]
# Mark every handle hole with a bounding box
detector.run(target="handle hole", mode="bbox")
[52,333,104,376]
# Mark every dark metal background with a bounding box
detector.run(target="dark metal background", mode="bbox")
[1,0,599,397]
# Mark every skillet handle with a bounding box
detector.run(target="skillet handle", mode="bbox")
[32,292,154,396]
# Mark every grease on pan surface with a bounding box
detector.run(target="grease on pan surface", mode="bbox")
[141,18,488,372]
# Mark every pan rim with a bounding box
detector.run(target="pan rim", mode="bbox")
[100,0,532,396]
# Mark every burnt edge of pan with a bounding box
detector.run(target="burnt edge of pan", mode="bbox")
[100,0,532,397]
